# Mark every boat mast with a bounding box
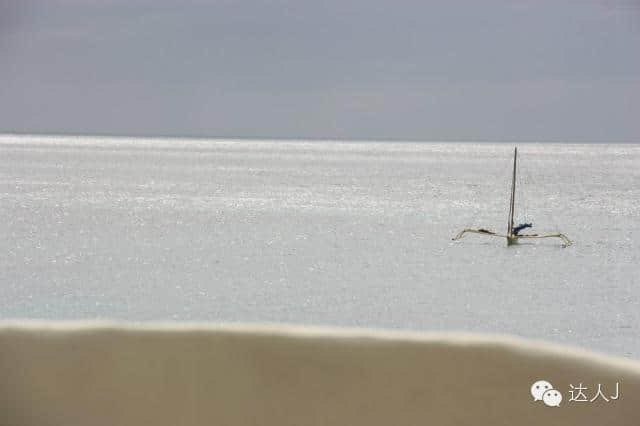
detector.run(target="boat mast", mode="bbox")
[508,147,517,235]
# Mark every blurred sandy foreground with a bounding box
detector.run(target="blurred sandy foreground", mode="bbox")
[1,321,639,426]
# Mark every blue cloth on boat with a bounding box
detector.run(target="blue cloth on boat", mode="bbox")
[513,223,532,235]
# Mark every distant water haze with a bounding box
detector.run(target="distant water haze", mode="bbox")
[1,135,638,358]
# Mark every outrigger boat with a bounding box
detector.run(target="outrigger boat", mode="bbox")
[452,147,572,247]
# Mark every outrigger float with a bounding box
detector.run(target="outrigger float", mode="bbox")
[452,147,572,247]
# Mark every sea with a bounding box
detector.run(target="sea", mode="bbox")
[1,135,638,357]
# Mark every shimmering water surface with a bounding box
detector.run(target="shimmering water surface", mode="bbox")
[1,135,639,357]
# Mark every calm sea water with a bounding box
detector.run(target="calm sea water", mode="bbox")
[1,135,639,357]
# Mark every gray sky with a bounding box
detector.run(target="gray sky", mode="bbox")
[1,0,638,142]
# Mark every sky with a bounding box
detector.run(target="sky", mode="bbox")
[1,0,638,142]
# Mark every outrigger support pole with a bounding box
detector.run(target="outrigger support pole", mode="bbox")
[452,229,573,247]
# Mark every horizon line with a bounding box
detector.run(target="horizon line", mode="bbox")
[1,131,639,145]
